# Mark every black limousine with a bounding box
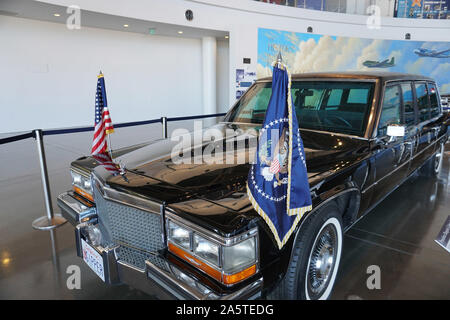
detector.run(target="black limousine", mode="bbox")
[58,72,448,300]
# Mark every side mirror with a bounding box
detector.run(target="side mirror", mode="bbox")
[386,125,405,143]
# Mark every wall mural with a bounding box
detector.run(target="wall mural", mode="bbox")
[257,28,450,94]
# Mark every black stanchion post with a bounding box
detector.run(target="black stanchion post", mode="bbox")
[32,129,67,230]
[161,116,168,139]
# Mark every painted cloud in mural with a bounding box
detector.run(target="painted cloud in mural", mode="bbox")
[257,28,450,93]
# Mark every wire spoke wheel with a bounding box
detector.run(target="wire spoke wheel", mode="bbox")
[306,223,338,299]
[434,143,444,175]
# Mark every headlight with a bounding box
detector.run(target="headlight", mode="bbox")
[223,237,256,274]
[71,171,82,186]
[82,178,92,191]
[193,234,219,267]
[168,221,191,249]
[167,217,258,286]
[70,168,93,201]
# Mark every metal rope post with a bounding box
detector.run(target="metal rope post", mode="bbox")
[161,117,168,139]
[32,129,67,230]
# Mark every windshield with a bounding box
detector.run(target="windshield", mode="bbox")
[225,80,375,136]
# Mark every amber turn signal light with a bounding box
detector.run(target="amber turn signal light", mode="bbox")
[223,264,256,285]
[168,242,222,282]
[168,242,256,285]
[73,186,94,202]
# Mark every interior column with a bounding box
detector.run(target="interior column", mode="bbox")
[202,36,217,118]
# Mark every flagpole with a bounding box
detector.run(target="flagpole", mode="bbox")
[107,133,113,159]
[98,70,113,160]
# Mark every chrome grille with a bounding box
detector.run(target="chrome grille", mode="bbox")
[93,186,164,268]
[116,246,168,271]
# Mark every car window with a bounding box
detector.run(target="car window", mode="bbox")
[378,85,401,136]
[227,81,375,136]
[231,85,272,123]
[415,82,430,122]
[428,82,440,118]
[303,89,322,109]
[327,89,343,108]
[401,82,415,126]
[347,88,370,104]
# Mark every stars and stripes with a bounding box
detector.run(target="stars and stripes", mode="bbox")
[91,72,114,155]
[269,158,281,174]
[92,152,121,176]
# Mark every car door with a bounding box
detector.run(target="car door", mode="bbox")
[400,82,419,176]
[411,82,434,171]
[427,82,443,151]
[371,83,411,204]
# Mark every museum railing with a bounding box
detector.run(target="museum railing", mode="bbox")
[0,112,226,229]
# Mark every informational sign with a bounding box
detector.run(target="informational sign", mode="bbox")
[394,0,450,19]
[236,68,256,99]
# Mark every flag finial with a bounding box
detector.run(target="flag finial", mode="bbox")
[277,52,283,63]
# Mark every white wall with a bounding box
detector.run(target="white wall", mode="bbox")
[0,15,204,133]
[2,0,449,133]
[40,0,448,108]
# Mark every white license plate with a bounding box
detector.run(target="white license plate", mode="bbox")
[81,239,105,282]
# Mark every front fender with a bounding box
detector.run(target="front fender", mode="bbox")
[264,183,361,296]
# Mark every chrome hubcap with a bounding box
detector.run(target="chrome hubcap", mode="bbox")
[307,224,337,297]
[435,145,444,173]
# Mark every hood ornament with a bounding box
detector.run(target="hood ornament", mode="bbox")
[118,161,129,183]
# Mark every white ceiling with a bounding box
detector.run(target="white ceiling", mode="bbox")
[0,0,229,39]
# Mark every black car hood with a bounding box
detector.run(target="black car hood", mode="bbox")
[88,123,368,235]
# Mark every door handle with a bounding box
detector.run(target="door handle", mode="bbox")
[404,141,414,152]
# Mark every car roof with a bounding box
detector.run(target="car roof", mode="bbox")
[257,71,435,83]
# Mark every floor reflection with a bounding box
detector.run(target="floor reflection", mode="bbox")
[332,152,450,299]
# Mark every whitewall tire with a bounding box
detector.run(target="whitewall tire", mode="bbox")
[304,216,343,300]
[269,202,343,300]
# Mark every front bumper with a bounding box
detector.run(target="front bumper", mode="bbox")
[58,192,263,300]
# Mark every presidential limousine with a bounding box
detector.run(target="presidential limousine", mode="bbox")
[58,72,448,300]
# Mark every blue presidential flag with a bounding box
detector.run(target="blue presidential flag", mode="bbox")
[247,62,312,249]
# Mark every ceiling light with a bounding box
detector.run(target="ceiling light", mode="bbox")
[177,30,183,34]
[123,24,129,28]
[225,35,229,39]
[53,13,60,17]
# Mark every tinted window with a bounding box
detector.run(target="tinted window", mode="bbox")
[428,82,440,118]
[347,88,370,104]
[415,83,430,122]
[378,85,401,136]
[227,81,375,136]
[327,89,343,108]
[401,82,415,126]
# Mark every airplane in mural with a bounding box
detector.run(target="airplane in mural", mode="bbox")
[414,48,450,58]
[363,57,395,68]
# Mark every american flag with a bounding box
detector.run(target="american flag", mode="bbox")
[269,158,281,174]
[92,152,121,176]
[91,72,114,155]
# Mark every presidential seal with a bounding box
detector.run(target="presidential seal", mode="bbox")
[259,127,289,188]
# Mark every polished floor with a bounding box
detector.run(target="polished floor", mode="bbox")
[0,125,449,300]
